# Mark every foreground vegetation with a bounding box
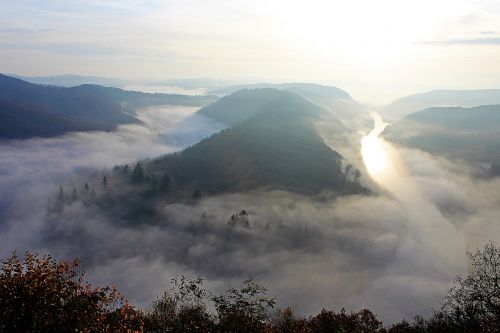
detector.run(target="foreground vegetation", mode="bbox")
[0,243,498,332]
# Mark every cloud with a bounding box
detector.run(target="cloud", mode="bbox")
[0,105,224,227]
[417,37,500,45]
[0,21,52,35]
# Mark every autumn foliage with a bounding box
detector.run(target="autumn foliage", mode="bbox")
[0,251,143,333]
[0,243,499,332]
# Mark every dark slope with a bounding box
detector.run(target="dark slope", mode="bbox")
[149,92,361,196]
[0,99,94,139]
[385,105,500,175]
[0,74,217,139]
[0,73,136,129]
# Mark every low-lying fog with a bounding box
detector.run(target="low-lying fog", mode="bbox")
[123,85,209,96]
[0,107,499,323]
[0,105,225,250]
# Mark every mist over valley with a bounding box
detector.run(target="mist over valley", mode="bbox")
[0,74,499,327]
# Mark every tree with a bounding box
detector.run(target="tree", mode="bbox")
[212,278,276,333]
[148,174,158,192]
[192,189,202,199]
[270,307,308,333]
[58,186,65,204]
[52,186,66,211]
[71,187,78,203]
[441,241,500,332]
[143,276,214,333]
[159,172,171,193]
[0,251,143,333]
[307,308,383,333]
[132,163,146,183]
[389,242,500,332]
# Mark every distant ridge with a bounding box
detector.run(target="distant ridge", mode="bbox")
[385,104,500,175]
[0,74,217,139]
[208,82,364,119]
[9,74,126,88]
[209,82,352,98]
[381,89,500,121]
[13,74,235,90]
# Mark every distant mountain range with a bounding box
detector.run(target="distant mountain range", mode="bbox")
[147,89,361,197]
[13,74,235,90]
[385,105,500,176]
[12,74,362,117]
[0,74,217,139]
[9,74,127,88]
[381,89,500,121]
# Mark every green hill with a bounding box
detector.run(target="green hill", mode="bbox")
[148,91,361,196]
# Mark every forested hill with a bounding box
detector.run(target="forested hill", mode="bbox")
[148,90,362,196]
[385,104,500,176]
[0,74,217,139]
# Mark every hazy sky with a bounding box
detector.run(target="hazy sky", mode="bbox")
[2,0,500,103]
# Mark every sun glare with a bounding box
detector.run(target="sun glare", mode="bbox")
[361,135,391,178]
[361,113,392,181]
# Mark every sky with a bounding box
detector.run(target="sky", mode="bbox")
[2,0,500,103]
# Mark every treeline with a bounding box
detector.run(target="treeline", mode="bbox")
[1,243,498,332]
[52,162,205,214]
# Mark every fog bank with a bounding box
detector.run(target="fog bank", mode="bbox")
[0,110,498,323]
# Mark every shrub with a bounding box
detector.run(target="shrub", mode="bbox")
[0,251,143,333]
[143,276,215,332]
[212,278,276,333]
[307,308,383,333]
[441,241,500,332]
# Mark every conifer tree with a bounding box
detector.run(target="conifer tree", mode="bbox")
[132,163,145,183]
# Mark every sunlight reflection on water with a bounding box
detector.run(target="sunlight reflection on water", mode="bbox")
[361,113,392,182]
